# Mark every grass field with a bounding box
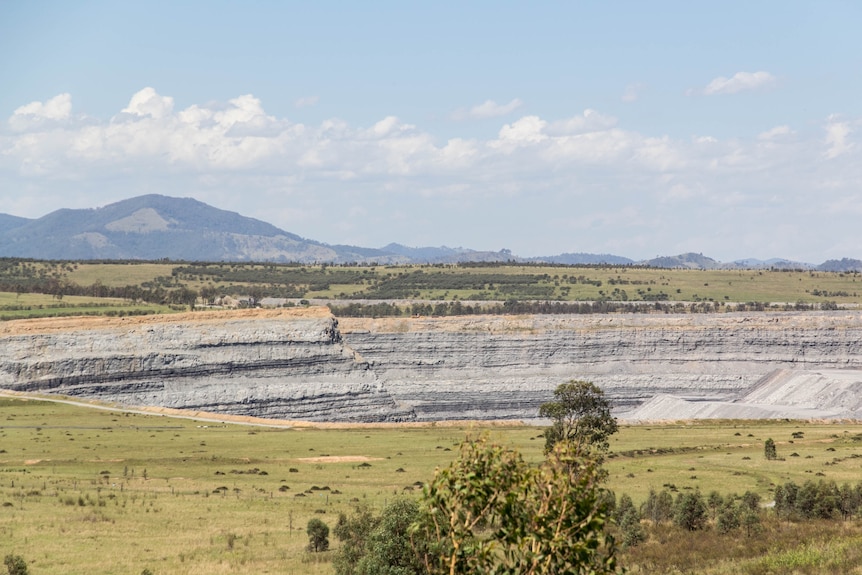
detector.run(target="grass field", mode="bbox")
[7,259,862,306]
[0,292,173,321]
[3,397,862,574]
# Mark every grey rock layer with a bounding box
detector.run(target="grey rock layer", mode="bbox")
[4,310,862,422]
[338,312,862,421]
[0,313,414,422]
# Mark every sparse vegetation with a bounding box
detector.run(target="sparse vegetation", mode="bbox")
[0,259,860,320]
[3,398,862,573]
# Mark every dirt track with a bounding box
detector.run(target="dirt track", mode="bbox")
[0,388,524,430]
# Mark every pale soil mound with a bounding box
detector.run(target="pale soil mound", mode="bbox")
[296,456,383,463]
[622,368,862,421]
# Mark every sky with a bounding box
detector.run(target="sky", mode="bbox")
[2,1,861,263]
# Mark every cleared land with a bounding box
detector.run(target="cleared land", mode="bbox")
[4,259,862,305]
[2,396,862,574]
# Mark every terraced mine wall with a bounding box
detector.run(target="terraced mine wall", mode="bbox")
[0,309,413,422]
[2,309,862,421]
[338,312,862,420]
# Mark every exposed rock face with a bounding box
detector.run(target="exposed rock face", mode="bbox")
[3,309,862,422]
[0,309,413,422]
[337,312,862,421]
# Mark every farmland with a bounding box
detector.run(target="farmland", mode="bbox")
[0,259,860,322]
[3,396,862,574]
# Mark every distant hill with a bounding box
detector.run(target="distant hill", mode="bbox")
[0,195,405,264]
[0,195,857,268]
[817,258,862,272]
[527,252,634,265]
[731,258,813,270]
[0,213,31,234]
[380,243,517,263]
[639,252,719,269]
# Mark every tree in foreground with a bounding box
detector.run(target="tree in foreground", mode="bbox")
[414,435,621,575]
[306,518,330,553]
[334,499,427,575]
[539,380,618,455]
[334,505,379,575]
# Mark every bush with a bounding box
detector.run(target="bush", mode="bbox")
[3,555,28,575]
[416,435,621,574]
[716,503,740,534]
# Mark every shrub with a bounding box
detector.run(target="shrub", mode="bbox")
[3,555,28,575]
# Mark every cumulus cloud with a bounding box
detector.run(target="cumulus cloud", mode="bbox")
[14,93,72,120]
[453,98,523,120]
[4,87,862,262]
[8,93,73,131]
[121,87,174,119]
[690,71,776,96]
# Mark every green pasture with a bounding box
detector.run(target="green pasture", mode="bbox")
[0,292,172,320]
[5,259,862,305]
[607,420,862,502]
[3,398,862,574]
[64,263,177,288]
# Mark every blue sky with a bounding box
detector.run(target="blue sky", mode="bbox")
[2,1,861,262]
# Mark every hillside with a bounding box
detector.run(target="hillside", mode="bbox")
[2,194,862,269]
[0,195,405,264]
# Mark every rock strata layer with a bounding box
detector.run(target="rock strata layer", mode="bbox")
[337,312,862,421]
[0,309,413,422]
[3,309,862,421]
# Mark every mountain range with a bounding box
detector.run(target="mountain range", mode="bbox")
[0,194,859,270]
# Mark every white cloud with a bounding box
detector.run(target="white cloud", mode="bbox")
[758,125,793,140]
[8,93,73,131]
[294,96,320,108]
[621,83,645,102]
[14,93,72,120]
[493,116,547,149]
[5,88,862,263]
[121,87,174,119]
[370,116,401,137]
[546,109,617,136]
[693,71,776,96]
[824,115,853,159]
[453,98,523,120]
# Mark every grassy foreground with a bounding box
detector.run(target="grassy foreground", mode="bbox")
[2,398,862,574]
